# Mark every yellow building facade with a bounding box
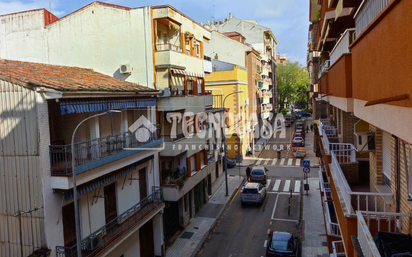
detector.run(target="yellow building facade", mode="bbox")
[205,62,251,159]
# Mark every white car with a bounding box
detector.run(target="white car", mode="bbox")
[292,137,305,146]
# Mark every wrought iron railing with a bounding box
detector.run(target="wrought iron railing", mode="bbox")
[56,187,164,257]
[213,95,223,108]
[355,0,392,36]
[50,125,160,175]
[155,43,182,53]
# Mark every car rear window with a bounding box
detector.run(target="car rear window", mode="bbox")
[271,240,293,251]
[293,142,303,146]
[243,189,257,194]
[251,170,264,175]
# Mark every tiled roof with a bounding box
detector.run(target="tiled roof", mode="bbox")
[0,59,156,93]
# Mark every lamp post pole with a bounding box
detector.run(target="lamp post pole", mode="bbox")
[222,91,243,196]
[71,110,121,255]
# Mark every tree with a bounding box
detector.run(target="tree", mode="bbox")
[276,61,309,109]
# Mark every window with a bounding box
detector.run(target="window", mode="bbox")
[187,80,193,95]
[408,144,412,198]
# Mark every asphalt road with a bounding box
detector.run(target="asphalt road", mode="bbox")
[197,118,315,257]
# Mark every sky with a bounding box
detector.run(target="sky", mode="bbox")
[0,0,310,66]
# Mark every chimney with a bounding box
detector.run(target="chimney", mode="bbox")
[229,13,232,19]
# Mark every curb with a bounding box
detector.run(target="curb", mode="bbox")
[191,177,245,257]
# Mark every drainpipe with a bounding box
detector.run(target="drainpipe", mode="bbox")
[394,135,400,213]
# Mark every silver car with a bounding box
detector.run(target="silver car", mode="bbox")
[250,166,268,185]
[241,182,267,206]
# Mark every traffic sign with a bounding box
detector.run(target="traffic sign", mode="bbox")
[303,167,311,173]
[302,160,310,167]
[236,154,242,160]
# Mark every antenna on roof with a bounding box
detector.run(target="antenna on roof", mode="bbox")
[212,0,215,19]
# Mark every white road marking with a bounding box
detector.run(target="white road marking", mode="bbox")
[271,218,299,222]
[279,158,285,165]
[256,158,264,165]
[264,159,271,165]
[294,180,301,193]
[271,158,277,166]
[272,179,281,191]
[271,193,280,220]
[295,159,301,166]
[264,240,268,247]
[283,180,291,192]
[266,179,271,188]
[287,159,293,166]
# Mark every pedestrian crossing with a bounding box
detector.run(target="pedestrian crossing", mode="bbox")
[268,179,302,193]
[252,157,302,167]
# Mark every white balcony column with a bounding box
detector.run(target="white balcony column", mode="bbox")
[120,110,129,133]
[149,106,157,125]
[153,212,165,256]
[89,116,100,160]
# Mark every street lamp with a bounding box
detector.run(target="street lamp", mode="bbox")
[71,110,121,255]
[222,91,243,196]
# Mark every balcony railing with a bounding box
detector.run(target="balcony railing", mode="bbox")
[163,133,185,142]
[319,165,331,198]
[331,241,345,257]
[324,193,341,237]
[213,94,223,108]
[263,92,272,98]
[162,171,188,187]
[357,211,412,257]
[318,60,330,79]
[50,126,160,176]
[321,126,338,155]
[329,29,355,65]
[319,119,330,126]
[266,104,273,111]
[331,148,393,215]
[56,187,164,257]
[264,64,272,72]
[355,0,392,36]
[263,78,272,85]
[155,43,182,53]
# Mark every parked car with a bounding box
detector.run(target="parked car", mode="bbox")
[266,231,299,256]
[295,122,304,130]
[292,137,305,146]
[250,166,268,185]
[226,158,236,168]
[240,182,267,206]
[294,132,304,139]
[295,128,305,137]
[284,120,291,127]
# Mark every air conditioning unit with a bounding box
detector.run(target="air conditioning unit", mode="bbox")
[85,233,103,251]
[158,88,171,97]
[120,64,132,74]
[354,132,375,152]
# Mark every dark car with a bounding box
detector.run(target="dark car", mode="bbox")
[250,166,268,185]
[266,231,298,257]
[226,158,236,168]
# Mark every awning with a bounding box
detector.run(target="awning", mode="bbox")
[64,156,153,201]
[60,98,156,115]
[187,76,196,81]
[171,68,186,75]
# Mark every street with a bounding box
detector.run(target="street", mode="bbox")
[197,118,315,257]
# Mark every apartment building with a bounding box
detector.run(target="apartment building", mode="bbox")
[205,14,278,113]
[0,60,164,257]
[204,31,267,146]
[205,60,250,159]
[309,0,412,256]
[0,1,225,253]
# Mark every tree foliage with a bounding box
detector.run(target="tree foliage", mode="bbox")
[276,61,309,109]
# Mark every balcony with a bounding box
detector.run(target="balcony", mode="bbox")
[355,0,392,36]
[263,77,272,85]
[356,211,412,257]
[318,60,330,79]
[155,48,204,75]
[157,94,209,113]
[155,43,182,53]
[49,127,162,176]
[264,64,272,73]
[213,94,223,108]
[161,131,207,157]
[266,104,273,111]
[205,93,213,108]
[56,187,164,257]
[264,39,272,49]
[330,146,393,215]
[163,158,216,201]
[329,29,355,66]
[263,91,272,98]
[331,240,345,257]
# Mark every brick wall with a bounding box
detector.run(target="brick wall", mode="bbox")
[341,110,356,145]
[397,139,412,234]
[369,125,382,188]
[341,163,359,184]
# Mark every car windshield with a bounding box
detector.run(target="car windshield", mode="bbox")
[251,170,264,175]
[271,240,293,251]
[243,189,257,194]
[294,137,303,141]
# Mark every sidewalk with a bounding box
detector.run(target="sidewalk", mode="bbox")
[302,176,329,257]
[165,175,244,257]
